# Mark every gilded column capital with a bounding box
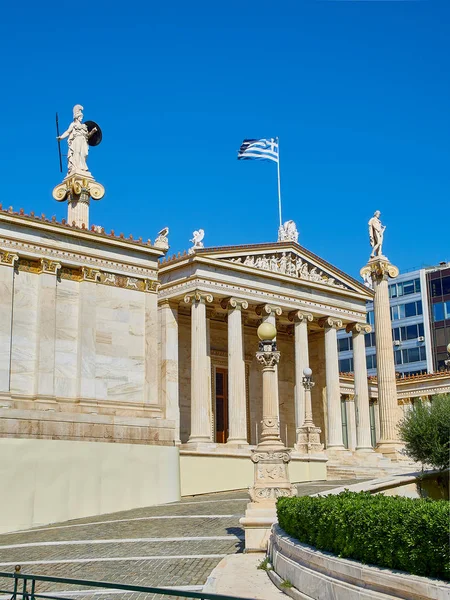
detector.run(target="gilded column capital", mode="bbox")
[81,267,101,282]
[288,310,313,323]
[38,258,62,275]
[255,303,282,318]
[145,279,161,294]
[184,290,214,305]
[346,322,372,335]
[318,316,343,330]
[220,297,248,311]
[360,258,399,283]
[0,251,19,267]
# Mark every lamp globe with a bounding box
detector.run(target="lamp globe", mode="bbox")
[257,322,277,341]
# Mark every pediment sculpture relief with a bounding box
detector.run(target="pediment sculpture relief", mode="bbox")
[228,251,347,289]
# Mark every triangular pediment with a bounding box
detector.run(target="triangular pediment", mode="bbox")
[194,242,373,297]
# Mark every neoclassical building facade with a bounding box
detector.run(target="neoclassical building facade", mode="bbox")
[1,206,449,527]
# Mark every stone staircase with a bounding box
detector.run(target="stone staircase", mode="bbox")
[326,449,419,480]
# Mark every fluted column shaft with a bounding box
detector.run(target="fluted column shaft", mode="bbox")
[319,317,345,449]
[186,292,213,444]
[348,323,374,451]
[256,354,283,448]
[289,311,313,431]
[373,272,400,444]
[222,298,248,445]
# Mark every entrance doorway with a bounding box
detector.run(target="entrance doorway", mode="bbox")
[215,368,228,443]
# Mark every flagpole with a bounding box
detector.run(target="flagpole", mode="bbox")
[277,137,282,228]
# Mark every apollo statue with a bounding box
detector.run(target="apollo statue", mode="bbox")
[368,210,386,258]
[57,105,98,176]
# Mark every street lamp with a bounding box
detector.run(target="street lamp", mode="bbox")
[295,366,323,455]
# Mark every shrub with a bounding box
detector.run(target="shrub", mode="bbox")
[398,394,450,470]
[277,492,450,580]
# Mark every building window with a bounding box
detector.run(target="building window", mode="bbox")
[391,301,423,321]
[432,302,450,322]
[339,358,353,373]
[366,354,377,369]
[395,346,427,365]
[365,332,376,347]
[338,337,353,352]
[443,276,450,296]
[367,310,375,326]
[392,323,425,342]
[389,278,420,298]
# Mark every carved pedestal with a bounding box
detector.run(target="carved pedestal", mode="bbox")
[53,172,105,229]
[295,425,324,455]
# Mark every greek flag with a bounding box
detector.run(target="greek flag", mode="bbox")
[237,138,279,163]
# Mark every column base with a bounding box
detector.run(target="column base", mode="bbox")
[239,502,277,552]
[375,441,407,461]
[355,446,375,453]
[185,438,216,451]
[226,438,249,447]
[294,424,324,455]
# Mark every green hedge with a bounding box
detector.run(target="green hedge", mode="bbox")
[277,491,450,581]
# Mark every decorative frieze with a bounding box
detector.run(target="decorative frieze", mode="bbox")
[228,251,348,289]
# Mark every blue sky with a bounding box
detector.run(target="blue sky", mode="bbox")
[1,0,448,280]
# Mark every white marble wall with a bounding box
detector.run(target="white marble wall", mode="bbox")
[10,270,39,395]
[55,278,80,398]
[0,264,15,393]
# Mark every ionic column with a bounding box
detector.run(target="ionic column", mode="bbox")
[288,311,313,433]
[145,280,161,405]
[346,323,374,452]
[0,252,18,393]
[319,316,345,450]
[77,267,100,399]
[185,291,214,445]
[256,304,282,328]
[221,297,248,445]
[160,300,180,444]
[361,258,402,457]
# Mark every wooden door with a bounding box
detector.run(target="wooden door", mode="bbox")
[215,368,228,443]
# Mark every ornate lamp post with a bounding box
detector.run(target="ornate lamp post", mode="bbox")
[240,322,296,552]
[295,367,323,454]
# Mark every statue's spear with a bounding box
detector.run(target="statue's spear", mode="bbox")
[55,112,63,173]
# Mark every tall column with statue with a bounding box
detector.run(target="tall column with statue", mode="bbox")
[361,211,403,459]
[53,104,105,228]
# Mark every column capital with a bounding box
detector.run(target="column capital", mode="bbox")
[158,298,179,309]
[288,310,313,323]
[346,322,372,335]
[0,251,19,267]
[184,290,214,305]
[82,266,101,282]
[255,303,282,317]
[38,258,62,275]
[318,316,343,330]
[361,259,399,283]
[256,350,280,368]
[145,279,161,294]
[220,296,248,311]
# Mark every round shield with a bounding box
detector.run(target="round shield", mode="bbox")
[85,120,103,146]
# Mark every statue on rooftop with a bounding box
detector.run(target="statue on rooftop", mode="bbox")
[189,229,205,254]
[57,105,100,176]
[278,220,299,243]
[368,210,386,258]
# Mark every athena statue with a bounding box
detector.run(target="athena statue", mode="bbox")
[57,105,97,176]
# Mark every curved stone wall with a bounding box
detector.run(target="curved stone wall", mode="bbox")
[268,524,450,600]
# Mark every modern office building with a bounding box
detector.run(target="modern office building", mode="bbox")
[337,262,450,376]
[427,263,450,370]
